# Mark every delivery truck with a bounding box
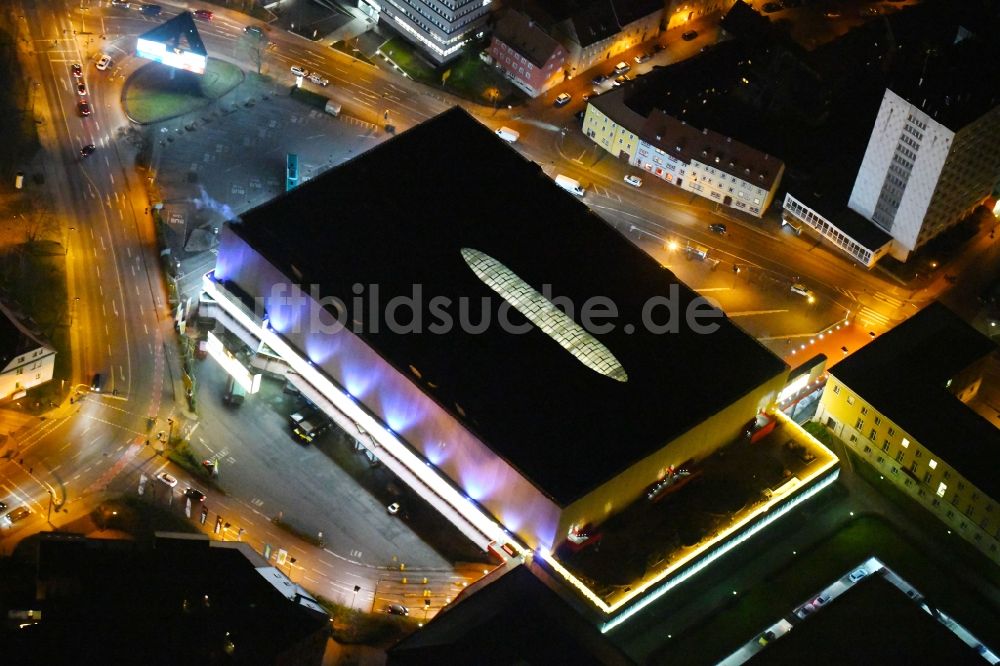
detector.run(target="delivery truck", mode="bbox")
[554,174,585,197]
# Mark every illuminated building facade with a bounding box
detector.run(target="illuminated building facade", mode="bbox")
[488,9,567,97]
[584,54,784,218]
[202,108,789,562]
[0,300,56,401]
[815,303,1000,565]
[847,37,1000,261]
[376,0,492,64]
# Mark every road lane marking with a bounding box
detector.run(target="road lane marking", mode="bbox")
[728,309,788,317]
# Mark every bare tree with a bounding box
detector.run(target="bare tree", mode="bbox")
[20,196,58,245]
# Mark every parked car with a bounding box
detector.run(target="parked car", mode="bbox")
[758,630,776,646]
[387,502,401,515]
[591,73,608,85]
[80,144,96,158]
[554,92,572,106]
[77,82,87,96]
[193,9,213,20]
[290,65,309,77]
[184,487,206,502]
[709,223,727,234]
[96,54,113,71]
[111,0,130,6]
[634,52,652,64]
[308,73,329,86]
[613,61,630,74]
[71,63,82,77]
[140,4,162,16]
[848,567,868,583]
[90,373,103,391]
[612,74,631,87]
[156,472,178,488]
[682,30,698,40]
[244,25,264,39]
[0,501,7,511]
[624,175,642,187]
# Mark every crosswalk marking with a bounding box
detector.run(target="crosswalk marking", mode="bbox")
[858,306,890,327]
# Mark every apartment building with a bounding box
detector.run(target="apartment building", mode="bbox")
[848,37,1000,261]
[0,300,56,401]
[488,9,567,97]
[815,303,1000,564]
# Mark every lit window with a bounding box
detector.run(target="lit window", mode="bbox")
[929,459,938,470]
[901,437,909,449]
[937,482,947,498]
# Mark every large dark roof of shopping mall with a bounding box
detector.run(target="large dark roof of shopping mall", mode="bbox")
[228,107,787,505]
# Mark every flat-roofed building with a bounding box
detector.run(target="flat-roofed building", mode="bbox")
[816,302,1000,564]
[203,107,789,561]
[847,37,1000,261]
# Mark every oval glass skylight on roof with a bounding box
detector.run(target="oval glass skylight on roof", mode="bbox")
[461,248,628,383]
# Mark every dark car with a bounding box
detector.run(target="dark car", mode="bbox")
[140,4,162,16]
[78,99,91,116]
[682,30,698,41]
[0,501,7,511]
[184,487,206,502]
[80,144,96,158]
[709,223,728,234]
[386,603,409,616]
[71,63,82,77]
[244,25,264,39]
[591,73,607,85]
[193,9,213,19]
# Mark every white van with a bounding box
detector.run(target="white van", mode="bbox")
[555,174,585,197]
[324,100,342,117]
[495,126,519,143]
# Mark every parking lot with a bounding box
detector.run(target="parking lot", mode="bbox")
[185,354,488,570]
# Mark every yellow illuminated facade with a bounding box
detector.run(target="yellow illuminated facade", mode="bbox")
[816,376,1000,564]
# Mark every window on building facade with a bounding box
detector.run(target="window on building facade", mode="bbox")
[855,417,864,430]
[936,482,947,498]
[847,395,855,405]
[874,416,881,426]
[895,451,904,463]
[929,459,937,469]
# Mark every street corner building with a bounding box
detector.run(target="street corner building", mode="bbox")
[815,302,1000,565]
[0,299,56,403]
[199,107,831,619]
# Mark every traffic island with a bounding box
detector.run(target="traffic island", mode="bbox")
[122,58,246,125]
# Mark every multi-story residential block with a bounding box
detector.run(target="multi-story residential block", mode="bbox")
[815,302,1000,564]
[583,47,784,217]
[0,300,56,401]
[377,0,492,64]
[488,9,567,97]
[510,0,663,79]
[848,37,1000,261]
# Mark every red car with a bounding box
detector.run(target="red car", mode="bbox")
[194,9,213,20]
[78,99,91,116]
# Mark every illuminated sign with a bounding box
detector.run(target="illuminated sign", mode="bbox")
[206,331,261,393]
[136,38,207,74]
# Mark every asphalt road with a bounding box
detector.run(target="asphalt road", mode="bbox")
[4,0,993,630]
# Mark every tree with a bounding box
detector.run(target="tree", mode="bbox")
[20,195,58,245]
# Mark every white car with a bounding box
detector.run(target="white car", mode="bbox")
[290,66,308,78]
[554,92,572,107]
[96,55,112,71]
[790,283,815,300]
[156,472,178,488]
[308,73,329,86]
[387,502,400,515]
[624,175,642,187]
[848,567,868,583]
